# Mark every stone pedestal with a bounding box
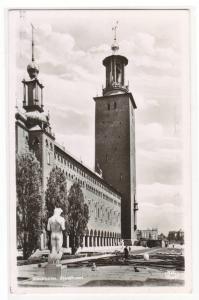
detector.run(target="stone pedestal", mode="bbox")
[44,264,67,280]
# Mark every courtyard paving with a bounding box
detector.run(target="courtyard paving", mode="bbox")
[17,247,184,287]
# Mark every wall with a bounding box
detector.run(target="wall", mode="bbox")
[53,146,121,237]
[95,93,136,239]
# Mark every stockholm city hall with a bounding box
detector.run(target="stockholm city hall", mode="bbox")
[15,23,138,248]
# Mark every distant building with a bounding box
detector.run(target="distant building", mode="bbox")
[137,229,158,241]
[168,229,184,244]
[136,229,168,248]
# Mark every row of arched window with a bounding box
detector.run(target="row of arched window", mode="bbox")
[64,172,117,206]
[91,203,120,225]
[54,151,121,201]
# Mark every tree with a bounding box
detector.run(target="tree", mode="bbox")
[158,233,166,240]
[45,167,68,247]
[16,151,42,259]
[68,182,89,254]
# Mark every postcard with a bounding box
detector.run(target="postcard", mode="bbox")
[8,8,191,293]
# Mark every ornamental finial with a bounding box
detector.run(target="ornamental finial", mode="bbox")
[111,21,119,54]
[31,23,35,62]
[27,23,39,79]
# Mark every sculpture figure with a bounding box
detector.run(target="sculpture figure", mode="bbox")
[47,207,65,264]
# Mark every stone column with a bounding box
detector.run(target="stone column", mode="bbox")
[87,236,90,247]
[66,235,69,248]
[82,236,85,248]
[114,57,116,82]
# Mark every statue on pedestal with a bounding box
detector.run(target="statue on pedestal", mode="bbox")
[47,207,65,264]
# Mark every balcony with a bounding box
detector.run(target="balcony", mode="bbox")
[103,82,129,96]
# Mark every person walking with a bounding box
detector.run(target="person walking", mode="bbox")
[124,246,129,259]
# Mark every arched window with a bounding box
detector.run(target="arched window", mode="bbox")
[47,152,50,165]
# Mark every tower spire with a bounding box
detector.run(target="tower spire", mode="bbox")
[112,20,118,42]
[27,23,39,79]
[31,23,35,62]
[111,21,119,54]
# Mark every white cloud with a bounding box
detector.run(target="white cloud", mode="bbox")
[137,183,183,205]
[136,122,163,141]
[56,133,95,170]
[137,183,184,234]
[89,44,109,54]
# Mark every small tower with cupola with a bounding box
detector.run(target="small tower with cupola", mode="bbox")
[22,24,44,114]
[94,23,138,241]
[16,24,55,191]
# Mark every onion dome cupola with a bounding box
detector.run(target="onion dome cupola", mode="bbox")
[102,21,129,96]
[22,24,44,113]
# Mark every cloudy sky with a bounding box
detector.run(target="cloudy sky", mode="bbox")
[11,9,190,235]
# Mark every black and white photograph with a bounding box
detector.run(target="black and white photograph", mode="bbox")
[8,8,191,293]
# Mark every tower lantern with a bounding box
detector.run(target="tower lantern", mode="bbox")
[23,24,44,113]
[102,21,129,96]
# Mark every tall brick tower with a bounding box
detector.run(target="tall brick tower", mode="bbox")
[94,24,138,241]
